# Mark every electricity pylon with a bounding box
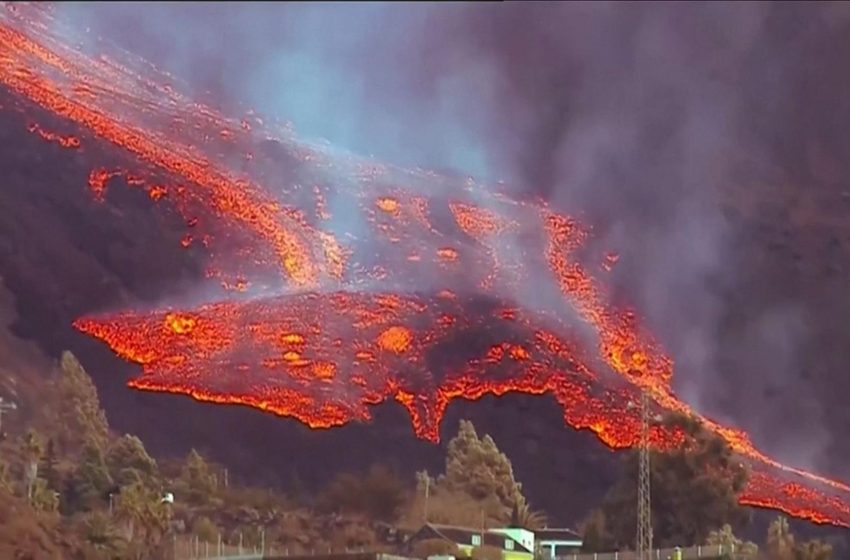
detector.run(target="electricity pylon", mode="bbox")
[636,389,653,560]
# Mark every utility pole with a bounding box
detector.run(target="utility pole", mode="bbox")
[480,508,486,549]
[636,389,653,560]
[423,475,430,523]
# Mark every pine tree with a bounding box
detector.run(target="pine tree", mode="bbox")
[55,351,109,456]
[71,441,115,511]
[106,434,158,488]
[442,420,525,515]
[180,449,217,505]
[42,437,60,493]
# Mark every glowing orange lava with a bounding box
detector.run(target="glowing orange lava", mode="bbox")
[377,325,414,354]
[27,121,80,148]
[3,2,850,528]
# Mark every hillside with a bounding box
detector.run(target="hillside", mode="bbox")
[3,2,850,533]
[0,84,619,525]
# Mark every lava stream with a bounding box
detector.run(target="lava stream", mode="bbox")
[3,2,850,528]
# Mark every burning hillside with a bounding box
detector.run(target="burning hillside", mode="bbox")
[2,2,850,528]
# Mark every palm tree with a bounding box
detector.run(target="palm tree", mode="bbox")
[510,498,548,531]
[21,429,44,504]
[114,484,146,542]
[114,482,170,556]
[767,516,795,560]
[705,524,758,558]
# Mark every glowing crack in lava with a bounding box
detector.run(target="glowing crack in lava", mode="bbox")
[3,3,850,527]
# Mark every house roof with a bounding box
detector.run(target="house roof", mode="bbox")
[534,528,582,542]
[413,523,533,553]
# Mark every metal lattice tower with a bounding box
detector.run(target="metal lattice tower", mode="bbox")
[636,390,653,560]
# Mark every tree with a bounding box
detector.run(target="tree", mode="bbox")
[401,421,540,528]
[318,464,408,522]
[192,516,219,544]
[795,539,833,560]
[106,434,157,488]
[54,352,109,456]
[21,428,44,504]
[581,510,612,553]
[114,483,146,542]
[31,478,59,513]
[767,516,795,560]
[113,482,169,553]
[42,438,60,494]
[179,449,217,505]
[0,460,12,493]
[69,441,114,512]
[510,500,548,531]
[77,510,126,558]
[763,516,832,560]
[705,524,758,559]
[360,464,408,522]
[442,420,524,515]
[403,469,494,528]
[593,413,750,549]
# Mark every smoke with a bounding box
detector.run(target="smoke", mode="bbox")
[53,2,850,476]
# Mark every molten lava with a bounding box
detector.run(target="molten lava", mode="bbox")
[3,2,850,528]
[27,121,79,147]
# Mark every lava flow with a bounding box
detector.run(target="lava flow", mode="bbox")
[3,2,850,528]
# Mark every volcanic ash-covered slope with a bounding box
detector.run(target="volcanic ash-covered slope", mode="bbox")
[3,3,850,528]
[0,53,619,526]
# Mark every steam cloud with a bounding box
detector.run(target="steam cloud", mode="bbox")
[55,2,850,477]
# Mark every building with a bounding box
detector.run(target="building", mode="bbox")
[408,523,534,560]
[534,528,583,559]
[489,527,535,556]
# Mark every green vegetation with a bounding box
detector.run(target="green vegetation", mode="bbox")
[705,524,758,559]
[402,419,545,530]
[0,351,304,558]
[764,516,833,560]
[700,516,833,560]
[0,349,550,558]
[317,463,409,522]
[580,412,836,559]
[0,348,840,560]
[582,413,750,550]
